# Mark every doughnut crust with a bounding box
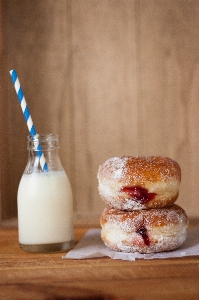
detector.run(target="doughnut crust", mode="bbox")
[100,204,188,253]
[97,156,181,210]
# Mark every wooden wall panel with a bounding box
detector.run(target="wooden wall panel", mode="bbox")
[138,0,199,217]
[71,0,138,223]
[2,0,199,225]
[0,0,10,223]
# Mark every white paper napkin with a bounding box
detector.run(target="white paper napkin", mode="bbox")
[63,226,199,261]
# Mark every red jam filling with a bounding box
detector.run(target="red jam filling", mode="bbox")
[136,227,150,246]
[120,186,156,204]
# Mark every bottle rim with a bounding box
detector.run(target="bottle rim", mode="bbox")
[27,133,60,151]
[27,133,59,141]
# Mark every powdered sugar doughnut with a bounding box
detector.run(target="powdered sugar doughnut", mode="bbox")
[97,156,181,210]
[100,204,188,253]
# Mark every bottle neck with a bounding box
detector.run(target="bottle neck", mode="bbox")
[25,134,64,173]
[27,134,59,151]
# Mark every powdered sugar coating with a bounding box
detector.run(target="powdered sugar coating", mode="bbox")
[97,156,181,210]
[98,156,181,184]
[100,205,188,253]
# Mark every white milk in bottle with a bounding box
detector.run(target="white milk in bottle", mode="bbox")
[17,134,74,252]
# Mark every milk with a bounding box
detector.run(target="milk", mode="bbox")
[17,171,74,246]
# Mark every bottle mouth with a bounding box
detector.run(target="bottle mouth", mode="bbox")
[27,133,60,151]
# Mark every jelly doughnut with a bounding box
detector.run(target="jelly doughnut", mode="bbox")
[100,204,188,253]
[97,156,181,210]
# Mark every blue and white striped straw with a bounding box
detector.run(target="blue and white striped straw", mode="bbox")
[10,69,48,172]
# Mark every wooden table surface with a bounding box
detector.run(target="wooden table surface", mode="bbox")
[0,224,199,300]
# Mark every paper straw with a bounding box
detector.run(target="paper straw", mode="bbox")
[10,69,48,172]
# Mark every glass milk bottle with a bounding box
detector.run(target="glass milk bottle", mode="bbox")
[17,134,74,253]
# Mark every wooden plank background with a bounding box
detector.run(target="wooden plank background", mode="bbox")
[0,0,10,223]
[1,0,199,225]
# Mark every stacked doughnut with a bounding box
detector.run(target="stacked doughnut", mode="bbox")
[97,156,188,254]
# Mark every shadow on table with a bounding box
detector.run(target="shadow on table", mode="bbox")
[0,282,113,300]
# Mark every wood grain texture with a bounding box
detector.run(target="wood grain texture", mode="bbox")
[0,227,199,300]
[137,0,199,217]
[71,0,138,221]
[0,0,10,222]
[1,0,199,224]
